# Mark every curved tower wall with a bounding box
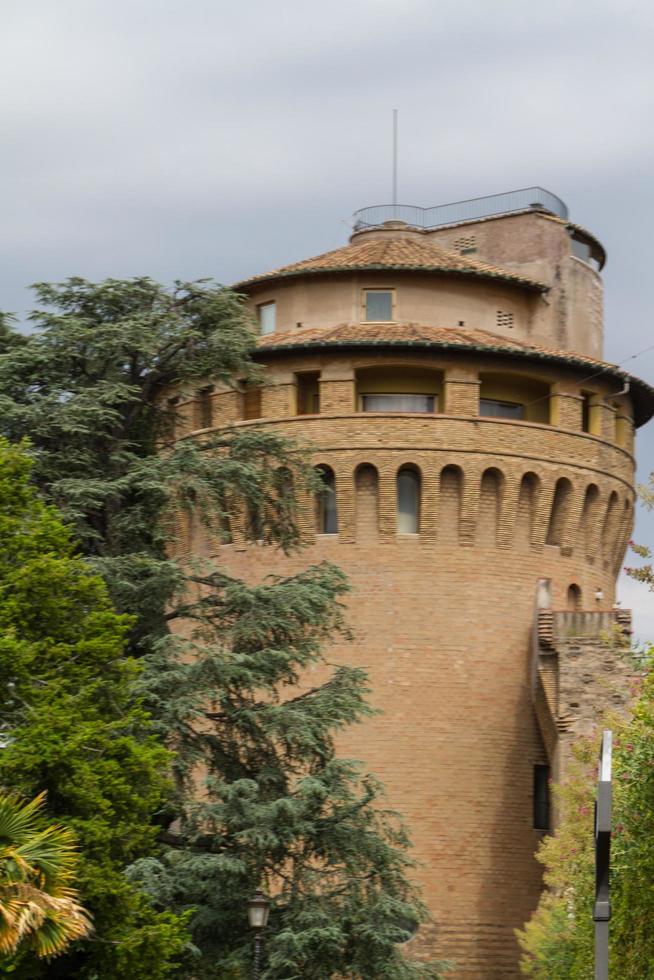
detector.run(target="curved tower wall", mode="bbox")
[169,209,648,978]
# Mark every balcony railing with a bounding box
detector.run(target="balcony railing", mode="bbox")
[352,187,568,232]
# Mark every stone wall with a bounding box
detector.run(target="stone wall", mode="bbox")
[533,609,637,800]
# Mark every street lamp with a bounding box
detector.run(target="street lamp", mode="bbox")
[247,891,270,979]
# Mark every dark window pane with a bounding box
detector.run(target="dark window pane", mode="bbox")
[533,765,550,830]
[317,468,338,534]
[480,398,524,420]
[397,469,420,533]
[296,372,321,415]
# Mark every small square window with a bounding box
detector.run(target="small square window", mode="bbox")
[258,301,276,335]
[363,290,394,322]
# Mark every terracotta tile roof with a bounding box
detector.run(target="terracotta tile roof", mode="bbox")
[257,322,595,362]
[254,322,654,426]
[234,236,547,292]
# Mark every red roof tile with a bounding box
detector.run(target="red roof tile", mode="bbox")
[257,322,597,362]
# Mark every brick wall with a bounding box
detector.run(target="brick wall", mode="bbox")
[170,351,637,979]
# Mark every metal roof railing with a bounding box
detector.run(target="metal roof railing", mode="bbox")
[353,187,568,232]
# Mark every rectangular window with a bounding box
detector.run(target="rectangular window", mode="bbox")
[479,398,524,420]
[242,386,262,420]
[257,301,276,335]
[363,289,394,322]
[361,394,435,413]
[533,765,550,831]
[296,372,320,415]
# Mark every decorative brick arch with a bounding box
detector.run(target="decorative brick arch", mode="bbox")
[515,471,541,549]
[354,463,379,540]
[438,464,463,543]
[546,477,574,547]
[477,467,505,547]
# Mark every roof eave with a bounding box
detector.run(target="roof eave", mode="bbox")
[234,264,547,294]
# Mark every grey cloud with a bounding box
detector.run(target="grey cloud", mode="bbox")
[2,0,654,631]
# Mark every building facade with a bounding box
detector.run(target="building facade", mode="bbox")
[172,189,654,978]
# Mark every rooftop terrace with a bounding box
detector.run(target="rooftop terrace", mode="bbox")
[352,186,568,232]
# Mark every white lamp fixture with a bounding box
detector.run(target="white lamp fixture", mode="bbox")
[247,892,271,931]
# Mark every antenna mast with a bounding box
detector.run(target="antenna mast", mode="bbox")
[392,108,398,208]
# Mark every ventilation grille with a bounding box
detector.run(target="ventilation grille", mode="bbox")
[452,234,477,254]
[496,310,514,329]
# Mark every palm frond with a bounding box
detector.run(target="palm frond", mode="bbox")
[0,792,92,958]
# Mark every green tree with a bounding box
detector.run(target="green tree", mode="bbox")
[0,439,187,978]
[0,791,91,961]
[129,563,444,978]
[0,280,446,978]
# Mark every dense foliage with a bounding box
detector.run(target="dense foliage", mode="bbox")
[518,508,654,978]
[0,280,446,978]
[0,439,187,978]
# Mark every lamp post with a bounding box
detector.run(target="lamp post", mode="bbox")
[594,730,612,980]
[247,891,270,980]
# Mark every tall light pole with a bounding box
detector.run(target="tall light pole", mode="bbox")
[247,891,270,980]
[594,730,612,980]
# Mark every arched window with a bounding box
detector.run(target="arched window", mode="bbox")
[316,466,338,534]
[397,467,420,534]
[355,464,379,539]
[567,584,582,611]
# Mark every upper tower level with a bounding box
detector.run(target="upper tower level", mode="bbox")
[236,187,606,359]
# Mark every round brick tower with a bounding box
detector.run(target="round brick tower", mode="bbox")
[173,190,654,978]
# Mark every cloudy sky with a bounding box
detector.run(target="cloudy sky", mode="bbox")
[2,0,654,636]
